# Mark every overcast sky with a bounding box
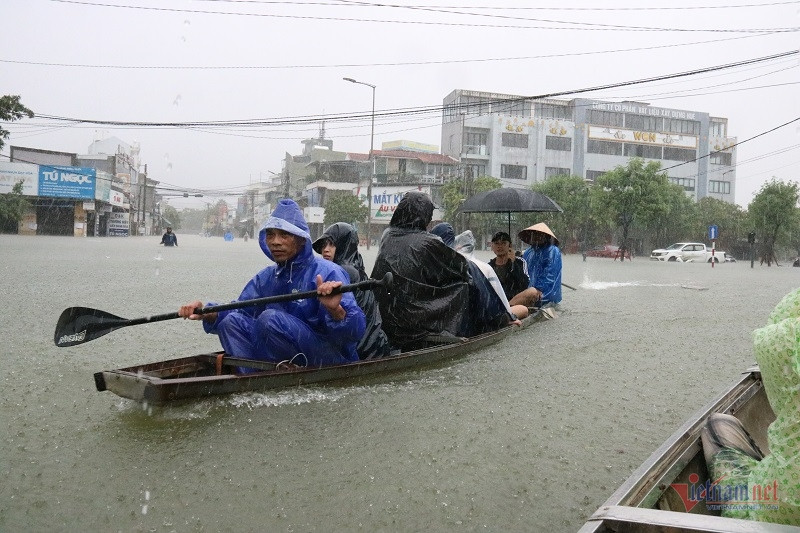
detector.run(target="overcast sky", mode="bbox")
[2,0,798,210]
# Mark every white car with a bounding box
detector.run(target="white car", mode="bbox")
[650,242,725,263]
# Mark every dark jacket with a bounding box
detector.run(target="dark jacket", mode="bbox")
[371,192,471,349]
[314,223,391,359]
[160,231,178,246]
[488,255,529,301]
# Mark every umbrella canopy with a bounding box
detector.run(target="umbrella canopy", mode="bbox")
[455,188,563,236]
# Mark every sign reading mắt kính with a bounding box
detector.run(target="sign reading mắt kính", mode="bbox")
[366,185,432,222]
[38,166,96,199]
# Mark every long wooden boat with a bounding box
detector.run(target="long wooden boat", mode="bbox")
[94,311,544,405]
[579,367,799,533]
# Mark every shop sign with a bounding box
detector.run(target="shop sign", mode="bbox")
[0,162,39,196]
[38,166,96,199]
[108,212,129,236]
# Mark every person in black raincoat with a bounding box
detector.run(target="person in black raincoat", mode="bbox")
[314,222,392,359]
[371,192,472,350]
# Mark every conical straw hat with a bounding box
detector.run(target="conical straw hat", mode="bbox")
[518,222,559,245]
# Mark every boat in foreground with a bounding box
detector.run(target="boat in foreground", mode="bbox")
[579,367,799,533]
[95,311,542,405]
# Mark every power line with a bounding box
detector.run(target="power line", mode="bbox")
[31,50,799,128]
[47,0,800,32]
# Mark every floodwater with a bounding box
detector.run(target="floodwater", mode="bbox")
[1,234,797,532]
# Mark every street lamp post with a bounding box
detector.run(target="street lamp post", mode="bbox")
[343,77,376,249]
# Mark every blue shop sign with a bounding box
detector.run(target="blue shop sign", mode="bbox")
[38,166,96,199]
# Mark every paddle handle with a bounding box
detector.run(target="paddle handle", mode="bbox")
[195,273,392,315]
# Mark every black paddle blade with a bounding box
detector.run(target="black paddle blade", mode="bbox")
[54,307,129,347]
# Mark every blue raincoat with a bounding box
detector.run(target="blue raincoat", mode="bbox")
[202,199,365,368]
[523,243,562,305]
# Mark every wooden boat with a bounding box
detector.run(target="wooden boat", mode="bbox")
[579,367,799,533]
[94,311,543,405]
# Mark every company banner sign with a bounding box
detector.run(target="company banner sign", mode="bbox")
[366,185,432,222]
[38,166,96,199]
[0,162,39,196]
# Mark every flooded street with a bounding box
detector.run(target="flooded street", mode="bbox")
[1,234,797,532]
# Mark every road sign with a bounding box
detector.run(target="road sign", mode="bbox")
[708,225,718,241]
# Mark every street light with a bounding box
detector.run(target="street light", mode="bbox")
[343,77,376,249]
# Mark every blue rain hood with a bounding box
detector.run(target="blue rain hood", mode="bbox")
[258,199,313,262]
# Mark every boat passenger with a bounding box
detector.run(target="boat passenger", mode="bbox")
[160,227,178,247]
[430,222,456,248]
[453,230,527,325]
[518,222,562,307]
[370,192,472,350]
[313,222,392,359]
[700,288,800,524]
[178,199,366,369]
[488,231,541,308]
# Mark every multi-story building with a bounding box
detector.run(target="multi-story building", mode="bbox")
[441,90,737,202]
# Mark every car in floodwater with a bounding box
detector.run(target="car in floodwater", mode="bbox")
[583,244,632,260]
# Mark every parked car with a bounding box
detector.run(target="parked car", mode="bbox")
[584,244,632,260]
[650,242,726,263]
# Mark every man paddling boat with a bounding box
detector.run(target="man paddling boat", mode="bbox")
[179,199,366,369]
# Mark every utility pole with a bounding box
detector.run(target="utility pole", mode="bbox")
[343,77,376,249]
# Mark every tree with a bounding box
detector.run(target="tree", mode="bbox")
[440,175,501,234]
[0,181,29,233]
[162,204,181,230]
[693,197,748,256]
[592,159,674,258]
[531,174,591,253]
[0,95,34,151]
[324,192,369,228]
[747,179,800,265]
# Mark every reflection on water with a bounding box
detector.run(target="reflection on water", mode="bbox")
[1,234,797,532]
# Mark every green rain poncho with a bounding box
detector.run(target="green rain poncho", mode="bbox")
[708,288,800,524]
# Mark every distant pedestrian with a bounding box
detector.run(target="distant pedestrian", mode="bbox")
[160,227,178,247]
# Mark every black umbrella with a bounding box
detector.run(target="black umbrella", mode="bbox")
[455,187,563,236]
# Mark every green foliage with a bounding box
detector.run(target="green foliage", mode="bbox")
[530,175,592,252]
[592,159,675,252]
[440,175,502,235]
[0,181,29,232]
[748,179,800,262]
[324,192,369,228]
[162,204,181,230]
[177,208,208,233]
[0,95,34,151]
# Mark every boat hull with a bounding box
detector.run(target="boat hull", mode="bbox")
[95,313,540,405]
[579,368,799,532]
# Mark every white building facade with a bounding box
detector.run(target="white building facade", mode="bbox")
[441,90,737,202]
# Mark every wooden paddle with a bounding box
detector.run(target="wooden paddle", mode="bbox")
[54,272,393,347]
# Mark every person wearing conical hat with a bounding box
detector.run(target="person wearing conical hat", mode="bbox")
[518,222,562,306]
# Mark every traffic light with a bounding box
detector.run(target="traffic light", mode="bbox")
[748,232,756,244]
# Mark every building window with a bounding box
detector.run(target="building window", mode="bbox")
[587,139,623,155]
[492,98,530,117]
[545,136,572,151]
[624,143,663,159]
[585,170,606,182]
[709,152,732,166]
[535,102,572,121]
[465,164,486,178]
[709,180,731,194]
[625,114,661,132]
[710,121,727,137]
[663,118,700,135]
[502,132,529,148]
[663,147,696,162]
[501,164,527,180]
[545,167,571,179]
[463,129,488,156]
[669,177,696,191]
[586,109,624,127]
